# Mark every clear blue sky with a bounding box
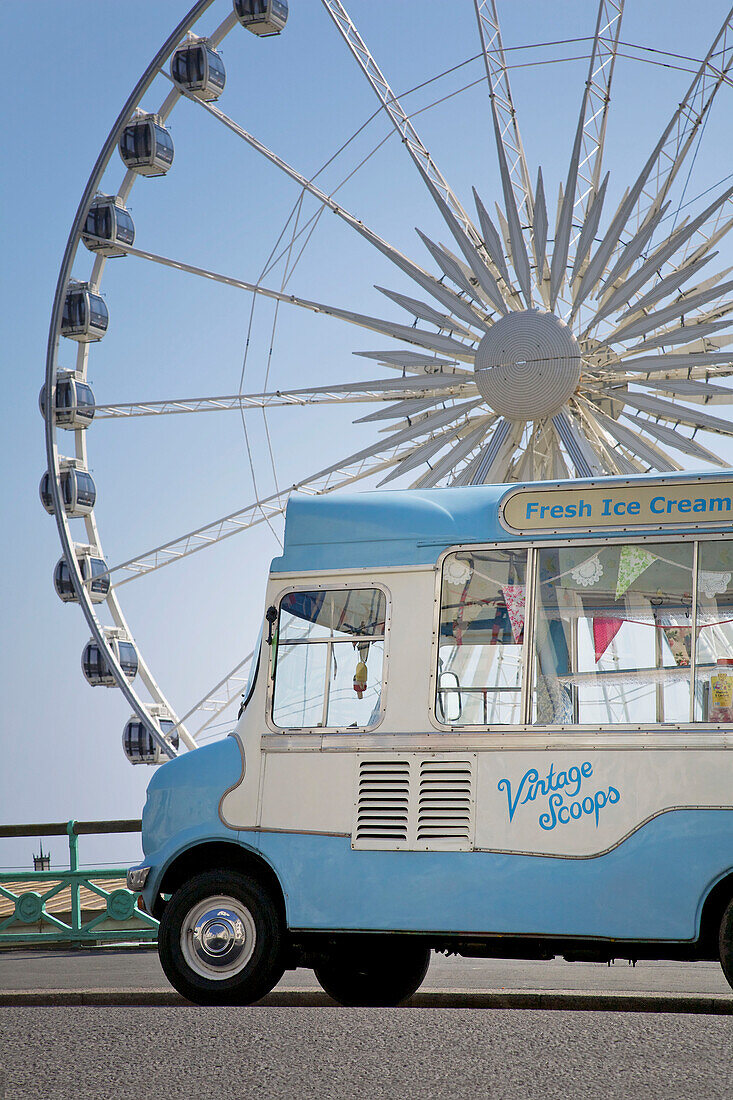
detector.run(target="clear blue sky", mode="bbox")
[4,0,733,871]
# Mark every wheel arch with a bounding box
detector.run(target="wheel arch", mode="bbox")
[154,839,287,924]
[697,869,733,958]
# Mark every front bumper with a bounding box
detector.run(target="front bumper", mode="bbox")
[126,864,151,891]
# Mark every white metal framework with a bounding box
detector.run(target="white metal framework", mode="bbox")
[44,1,733,764]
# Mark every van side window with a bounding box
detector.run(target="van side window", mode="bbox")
[272,588,386,730]
[437,550,527,726]
[532,542,694,725]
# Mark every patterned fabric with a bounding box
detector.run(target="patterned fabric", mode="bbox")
[572,554,603,587]
[615,545,656,599]
[661,626,692,667]
[593,617,623,663]
[698,570,731,599]
[501,584,526,643]
[536,675,573,724]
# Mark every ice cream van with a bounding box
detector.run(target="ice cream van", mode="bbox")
[128,470,733,1004]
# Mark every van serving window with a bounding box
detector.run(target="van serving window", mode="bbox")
[272,588,386,730]
[532,541,695,725]
[437,537,733,729]
[437,550,527,726]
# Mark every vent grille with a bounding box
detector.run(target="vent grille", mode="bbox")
[355,760,409,843]
[353,755,476,850]
[417,759,473,844]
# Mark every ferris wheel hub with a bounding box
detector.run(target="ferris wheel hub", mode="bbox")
[473,309,582,421]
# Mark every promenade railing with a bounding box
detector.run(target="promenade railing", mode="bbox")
[0,820,158,947]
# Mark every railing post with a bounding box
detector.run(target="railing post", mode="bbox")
[67,820,81,935]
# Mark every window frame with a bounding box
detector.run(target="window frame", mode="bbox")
[265,580,391,735]
[430,532,730,734]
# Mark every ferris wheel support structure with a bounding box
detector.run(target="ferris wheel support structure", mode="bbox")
[45,1,733,766]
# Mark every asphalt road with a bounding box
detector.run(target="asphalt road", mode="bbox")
[0,947,731,996]
[2,1004,732,1100]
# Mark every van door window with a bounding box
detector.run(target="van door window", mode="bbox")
[437,550,527,726]
[272,588,386,730]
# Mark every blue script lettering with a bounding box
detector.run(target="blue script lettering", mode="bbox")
[498,761,593,820]
[539,786,621,831]
[498,760,620,831]
[497,769,538,822]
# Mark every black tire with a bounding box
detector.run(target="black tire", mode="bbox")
[719,896,733,992]
[158,868,285,1005]
[314,938,430,1006]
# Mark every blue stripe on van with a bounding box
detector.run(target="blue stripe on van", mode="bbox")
[251,809,733,941]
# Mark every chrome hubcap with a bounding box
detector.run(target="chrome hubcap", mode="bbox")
[181,895,256,980]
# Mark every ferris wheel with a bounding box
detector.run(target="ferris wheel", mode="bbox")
[42,0,733,766]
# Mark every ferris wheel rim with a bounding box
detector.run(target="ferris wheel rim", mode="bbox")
[43,0,221,760]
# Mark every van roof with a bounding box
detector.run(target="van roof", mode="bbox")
[270,469,733,574]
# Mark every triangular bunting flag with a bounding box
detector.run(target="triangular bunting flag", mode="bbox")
[615,545,656,599]
[593,618,623,663]
[501,584,526,643]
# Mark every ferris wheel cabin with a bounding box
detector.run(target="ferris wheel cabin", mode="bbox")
[119,113,174,177]
[54,547,110,605]
[123,709,180,766]
[171,38,226,100]
[39,372,95,430]
[82,631,138,687]
[39,460,96,518]
[81,195,135,257]
[234,0,288,35]
[60,282,108,342]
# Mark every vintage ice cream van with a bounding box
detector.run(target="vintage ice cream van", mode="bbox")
[130,470,733,1004]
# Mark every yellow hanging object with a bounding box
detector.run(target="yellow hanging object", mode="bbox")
[353,660,368,699]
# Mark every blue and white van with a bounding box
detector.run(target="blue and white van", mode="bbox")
[130,470,733,1004]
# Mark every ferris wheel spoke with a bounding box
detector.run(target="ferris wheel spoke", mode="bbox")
[473,1,533,226]
[562,401,632,475]
[466,417,518,484]
[568,2,624,237]
[639,377,733,404]
[551,408,606,476]
[377,422,475,485]
[610,254,719,327]
[621,413,731,466]
[614,349,733,373]
[569,173,609,288]
[117,241,477,360]
[410,418,495,488]
[603,275,733,346]
[610,8,733,255]
[189,96,484,322]
[599,317,733,357]
[591,202,670,314]
[355,350,468,373]
[93,374,476,420]
[593,186,733,329]
[613,390,733,436]
[164,651,254,745]
[105,402,481,586]
[320,0,489,264]
[472,188,523,306]
[585,404,680,471]
[375,286,485,336]
[354,390,473,424]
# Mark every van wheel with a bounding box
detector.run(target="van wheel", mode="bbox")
[158,869,285,1005]
[719,897,733,992]
[314,939,430,1006]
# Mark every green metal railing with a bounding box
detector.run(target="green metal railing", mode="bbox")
[0,820,158,947]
